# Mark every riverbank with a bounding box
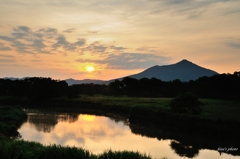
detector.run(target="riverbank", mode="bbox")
[1,96,240,137]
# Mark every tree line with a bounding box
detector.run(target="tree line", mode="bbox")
[1,71,240,100]
[0,77,79,100]
[71,71,240,100]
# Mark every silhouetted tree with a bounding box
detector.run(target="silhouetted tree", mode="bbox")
[82,83,95,96]
[170,93,202,114]
[108,79,124,96]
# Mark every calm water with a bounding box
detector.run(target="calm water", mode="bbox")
[18,109,239,159]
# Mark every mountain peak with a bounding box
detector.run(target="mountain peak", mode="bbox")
[177,59,192,64]
[128,59,218,82]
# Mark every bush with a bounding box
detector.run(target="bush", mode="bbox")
[170,93,202,114]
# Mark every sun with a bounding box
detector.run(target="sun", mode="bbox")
[85,66,95,72]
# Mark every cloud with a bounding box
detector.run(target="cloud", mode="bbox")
[0,59,15,62]
[76,53,169,69]
[0,36,14,41]
[31,60,41,62]
[11,40,31,53]
[149,0,231,18]
[0,53,15,63]
[63,28,76,33]
[0,26,87,54]
[109,45,127,51]
[0,42,12,51]
[0,54,14,58]
[1,26,132,56]
[88,31,98,34]
[80,41,127,54]
[12,26,32,39]
[81,41,108,53]
[53,36,86,51]
[136,46,156,52]
[13,26,31,33]
[227,42,240,49]
[31,39,46,49]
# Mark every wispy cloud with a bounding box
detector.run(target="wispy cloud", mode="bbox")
[0,53,15,63]
[76,53,169,69]
[88,31,98,34]
[149,0,232,18]
[0,42,12,51]
[0,26,87,54]
[0,54,14,58]
[79,41,127,55]
[227,42,240,49]
[0,59,16,62]
[63,28,76,33]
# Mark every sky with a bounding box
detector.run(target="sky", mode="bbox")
[0,0,240,80]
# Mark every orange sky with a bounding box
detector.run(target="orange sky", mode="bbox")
[0,0,240,80]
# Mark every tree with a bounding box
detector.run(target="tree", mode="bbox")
[170,93,202,114]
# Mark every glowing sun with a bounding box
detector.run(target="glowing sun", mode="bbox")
[86,66,95,72]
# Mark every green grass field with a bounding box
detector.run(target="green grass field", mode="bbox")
[1,95,240,122]
[74,95,240,122]
[200,99,240,121]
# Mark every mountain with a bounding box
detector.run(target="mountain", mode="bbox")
[65,78,110,85]
[126,59,218,82]
[66,59,218,85]
[3,77,30,80]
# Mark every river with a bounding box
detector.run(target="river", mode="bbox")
[18,109,239,159]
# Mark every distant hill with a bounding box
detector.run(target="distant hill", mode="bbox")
[3,77,29,80]
[65,78,109,85]
[126,59,218,82]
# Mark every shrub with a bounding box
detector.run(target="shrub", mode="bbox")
[170,93,202,114]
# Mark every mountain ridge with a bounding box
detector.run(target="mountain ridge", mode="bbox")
[65,59,218,85]
[126,59,217,82]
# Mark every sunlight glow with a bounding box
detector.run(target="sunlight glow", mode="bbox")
[85,66,95,72]
[81,115,95,121]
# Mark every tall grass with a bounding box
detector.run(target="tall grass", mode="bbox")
[0,106,27,138]
[0,140,161,159]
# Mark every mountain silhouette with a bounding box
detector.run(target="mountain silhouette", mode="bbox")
[65,78,109,85]
[127,59,218,82]
[65,59,218,85]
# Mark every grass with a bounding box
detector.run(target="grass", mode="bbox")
[0,106,27,138]
[200,99,240,121]
[75,95,240,121]
[0,139,164,159]
[75,95,171,110]
[1,95,240,122]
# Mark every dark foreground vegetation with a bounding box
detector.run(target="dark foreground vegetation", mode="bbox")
[0,140,155,159]
[0,106,27,138]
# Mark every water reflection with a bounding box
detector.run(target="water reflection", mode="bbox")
[18,109,239,159]
[170,141,199,158]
